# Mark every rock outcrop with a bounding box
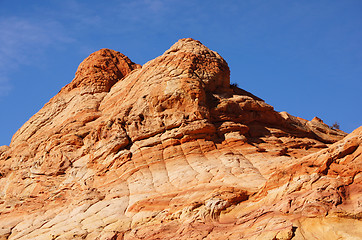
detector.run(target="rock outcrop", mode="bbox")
[0,38,360,240]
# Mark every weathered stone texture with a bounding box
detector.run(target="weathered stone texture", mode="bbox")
[0,38,360,240]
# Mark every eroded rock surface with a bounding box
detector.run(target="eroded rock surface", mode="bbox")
[0,38,360,240]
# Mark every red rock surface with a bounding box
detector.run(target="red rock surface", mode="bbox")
[0,38,360,239]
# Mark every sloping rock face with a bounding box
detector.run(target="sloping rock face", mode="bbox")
[0,38,360,240]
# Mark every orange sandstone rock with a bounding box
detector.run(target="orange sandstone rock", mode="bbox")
[0,38,360,240]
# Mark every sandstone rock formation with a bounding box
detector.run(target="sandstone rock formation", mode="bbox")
[0,38,360,239]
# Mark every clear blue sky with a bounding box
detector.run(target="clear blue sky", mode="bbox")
[0,0,361,146]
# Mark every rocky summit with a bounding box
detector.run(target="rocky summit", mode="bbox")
[0,38,361,240]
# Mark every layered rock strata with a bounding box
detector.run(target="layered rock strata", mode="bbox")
[0,38,360,240]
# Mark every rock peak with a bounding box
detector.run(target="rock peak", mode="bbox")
[154,38,231,92]
[165,38,225,62]
[165,38,205,53]
[61,48,140,94]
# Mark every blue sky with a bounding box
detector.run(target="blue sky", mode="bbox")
[0,0,361,146]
